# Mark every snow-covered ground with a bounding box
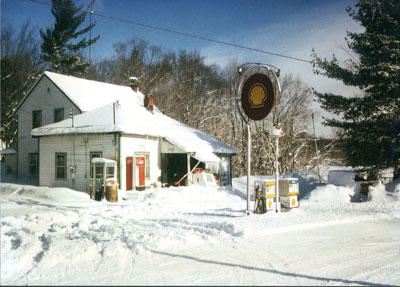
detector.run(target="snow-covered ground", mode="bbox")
[1,169,400,286]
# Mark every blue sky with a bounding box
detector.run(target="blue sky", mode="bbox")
[2,0,363,137]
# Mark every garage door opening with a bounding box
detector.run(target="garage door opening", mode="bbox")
[161,153,205,187]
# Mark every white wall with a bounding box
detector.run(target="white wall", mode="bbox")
[4,154,17,177]
[17,75,80,181]
[160,139,185,153]
[39,133,162,192]
[39,134,117,192]
[119,135,161,191]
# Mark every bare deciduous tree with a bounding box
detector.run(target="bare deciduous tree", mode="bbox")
[1,22,43,148]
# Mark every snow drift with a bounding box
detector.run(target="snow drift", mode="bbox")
[1,174,400,285]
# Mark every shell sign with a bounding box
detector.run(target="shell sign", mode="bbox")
[240,73,275,121]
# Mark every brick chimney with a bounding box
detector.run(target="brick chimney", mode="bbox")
[144,95,154,112]
[129,77,139,92]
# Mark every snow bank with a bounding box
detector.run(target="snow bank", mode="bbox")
[2,174,400,285]
[283,171,322,199]
[0,183,91,204]
[304,184,355,203]
[233,172,400,204]
[368,182,400,202]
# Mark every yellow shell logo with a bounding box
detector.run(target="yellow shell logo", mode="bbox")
[268,200,272,208]
[249,84,267,108]
[291,198,296,206]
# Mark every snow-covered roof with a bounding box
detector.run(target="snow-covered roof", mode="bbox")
[31,89,236,159]
[13,71,142,117]
[44,71,141,112]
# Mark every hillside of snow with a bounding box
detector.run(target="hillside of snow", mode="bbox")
[1,170,400,285]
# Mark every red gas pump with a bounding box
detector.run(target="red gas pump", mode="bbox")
[136,156,146,188]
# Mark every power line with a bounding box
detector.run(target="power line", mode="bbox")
[28,0,312,64]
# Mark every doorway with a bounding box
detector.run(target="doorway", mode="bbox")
[126,156,133,190]
[161,154,205,187]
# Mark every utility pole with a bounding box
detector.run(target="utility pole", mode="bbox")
[87,0,96,71]
[69,108,74,128]
[312,112,321,183]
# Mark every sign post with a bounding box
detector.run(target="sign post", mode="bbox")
[236,63,281,215]
[272,126,284,213]
[246,124,251,214]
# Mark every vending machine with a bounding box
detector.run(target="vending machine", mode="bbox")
[89,158,117,201]
[136,156,146,190]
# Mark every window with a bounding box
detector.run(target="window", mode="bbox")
[32,110,42,129]
[54,108,64,123]
[55,153,67,179]
[90,152,102,178]
[28,153,38,176]
[106,164,115,179]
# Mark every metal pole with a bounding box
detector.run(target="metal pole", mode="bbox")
[69,108,74,128]
[246,123,251,215]
[275,137,280,212]
[92,162,95,199]
[312,113,321,183]
[187,153,191,186]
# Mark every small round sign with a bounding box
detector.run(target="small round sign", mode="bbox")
[240,73,275,121]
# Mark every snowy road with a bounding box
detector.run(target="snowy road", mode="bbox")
[1,177,400,286]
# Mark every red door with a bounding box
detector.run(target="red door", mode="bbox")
[136,156,145,187]
[126,157,133,190]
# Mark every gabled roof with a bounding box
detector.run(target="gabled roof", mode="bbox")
[42,71,139,112]
[14,71,141,116]
[31,74,236,161]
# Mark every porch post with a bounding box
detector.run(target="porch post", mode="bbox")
[187,153,191,186]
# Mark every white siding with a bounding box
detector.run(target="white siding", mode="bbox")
[39,133,161,192]
[39,134,117,192]
[119,135,161,191]
[160,139,185,153]
[17,76,80,181]
[4,154,17,177]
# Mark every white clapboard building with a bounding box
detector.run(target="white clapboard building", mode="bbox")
[24,71,235,193]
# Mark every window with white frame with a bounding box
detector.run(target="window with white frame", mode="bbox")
[55,153,67,179]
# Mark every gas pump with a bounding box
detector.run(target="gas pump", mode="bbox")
[136,156,146,190]
[90,158,118,201]
[254,178,299,213]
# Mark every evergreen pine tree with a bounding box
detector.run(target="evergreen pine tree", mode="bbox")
[312,0,400,180]
[40,0,99,76]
